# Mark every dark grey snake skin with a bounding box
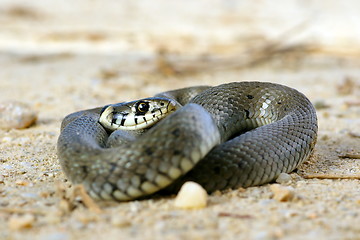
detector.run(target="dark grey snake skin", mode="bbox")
[57,81,318,201]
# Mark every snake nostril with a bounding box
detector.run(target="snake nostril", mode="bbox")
[244,109,250,118]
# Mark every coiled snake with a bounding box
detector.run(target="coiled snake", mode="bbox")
[57,82,318,201]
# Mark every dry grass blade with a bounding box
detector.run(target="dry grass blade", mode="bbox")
[218,212,253,219]
[301,174,360,180]
[72,185,103,214]
[338,154,360,159]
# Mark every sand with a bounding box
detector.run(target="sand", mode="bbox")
[0,52,359,240]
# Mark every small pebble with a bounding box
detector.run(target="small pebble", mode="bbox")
[15,180,30,186]
[0,101,37,130]
[110,216,131,228]
[270,184,295,202]
[3,165,13,170]
[8,214,35,230]
[337,77,355,95]
[313,100,330,110]
[307,212,318,219]
[174,181,208,209]
[20,192,39,199]
[1,136,12,142]
[74,211,98,224]
[275,173,292,184]
[43,211,62,225]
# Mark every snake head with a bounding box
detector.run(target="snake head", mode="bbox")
[99,97,178,131]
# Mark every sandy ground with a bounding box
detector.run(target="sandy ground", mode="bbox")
[1,1,360,240]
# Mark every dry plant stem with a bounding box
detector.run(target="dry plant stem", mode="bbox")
[348,132,360,138]
[72,185,103,214]
[301,174,360,180]
[338,154,360,159]
[218,212,253,219]
[162,21,313,73]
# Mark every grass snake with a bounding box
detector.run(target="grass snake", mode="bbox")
[57,81,318,201]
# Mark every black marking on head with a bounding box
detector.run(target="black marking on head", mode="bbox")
[247,95,254,99]
[120,113,128,126]
[244,109,250,118]
[277,101,282,104]
[134,117,138,125]
[160,102,165,106]
[159,108,163,115]
[142,116,147,123]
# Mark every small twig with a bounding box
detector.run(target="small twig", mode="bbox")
[72,185,103,214]
[338,154,360,159]
[218,212,253,219]
[348,132,360,138]
[301,174,360,180]
[154,21,313,74]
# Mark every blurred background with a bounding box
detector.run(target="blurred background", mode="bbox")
[1,0,360,72]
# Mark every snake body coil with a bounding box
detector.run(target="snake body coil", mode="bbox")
[57,82,318,201]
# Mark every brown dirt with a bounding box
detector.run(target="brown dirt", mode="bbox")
[1,52,359,240]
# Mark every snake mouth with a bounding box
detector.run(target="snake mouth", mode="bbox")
[99,98,178,131]
[98,105,116,130]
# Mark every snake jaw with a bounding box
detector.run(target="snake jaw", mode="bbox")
[98,105,116,130]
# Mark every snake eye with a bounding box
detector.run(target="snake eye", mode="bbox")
[136,101,150,113]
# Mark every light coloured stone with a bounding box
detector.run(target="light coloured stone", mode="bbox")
[270,184,295,202]
[275,173,292,184]
[8,214,35,230]
[0,101,37,130]
[174,181,208,209]
[111,216,131,228]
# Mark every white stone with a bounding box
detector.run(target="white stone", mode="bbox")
[174,181,208,209]
[276,173,292,184]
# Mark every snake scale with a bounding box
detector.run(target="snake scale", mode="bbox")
[57,81,318,201]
